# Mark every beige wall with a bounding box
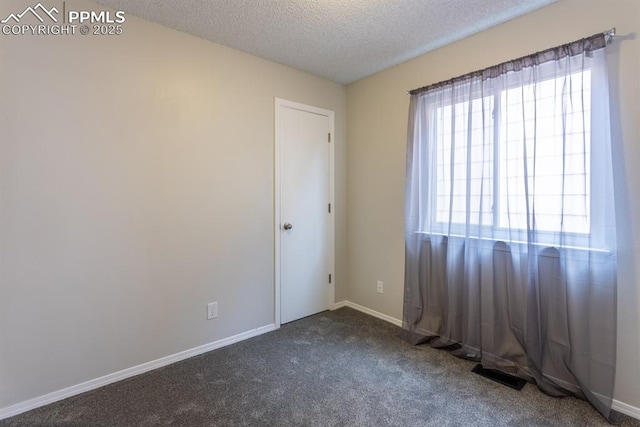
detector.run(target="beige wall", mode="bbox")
[0,0,346,409]
[347,0,639,409]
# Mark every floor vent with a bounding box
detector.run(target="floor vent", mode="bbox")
[472,364,526,390]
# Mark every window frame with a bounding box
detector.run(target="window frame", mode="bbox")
[424,63,606,250]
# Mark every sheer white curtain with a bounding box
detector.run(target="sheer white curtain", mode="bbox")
[404,34,617,419]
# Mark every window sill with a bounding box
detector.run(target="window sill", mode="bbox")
[413,231,612,255]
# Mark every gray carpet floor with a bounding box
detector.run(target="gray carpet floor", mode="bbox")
[1,307,639,426]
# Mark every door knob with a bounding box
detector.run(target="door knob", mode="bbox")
[283,222,293,230]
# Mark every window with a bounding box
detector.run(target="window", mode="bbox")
[429,68,596,246]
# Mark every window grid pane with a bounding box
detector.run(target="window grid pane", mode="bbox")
[435,96,494,226]
[498,70,591,234]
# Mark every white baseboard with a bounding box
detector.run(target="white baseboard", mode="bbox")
[334,300,402,327]
[3,310,638,424]
[0,323,277,421]
[613,399,640,420]
[333,300,347,309]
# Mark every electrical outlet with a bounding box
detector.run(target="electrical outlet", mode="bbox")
[207,302,218,320]
[377,280,384,294]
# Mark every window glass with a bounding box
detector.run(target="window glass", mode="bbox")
[433,70,591,236]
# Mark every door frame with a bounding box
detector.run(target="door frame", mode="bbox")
[274,98,335,328]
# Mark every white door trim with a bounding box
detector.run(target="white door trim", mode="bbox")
[274,98,335,328]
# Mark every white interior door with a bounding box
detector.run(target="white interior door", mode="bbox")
[276,99,334,325]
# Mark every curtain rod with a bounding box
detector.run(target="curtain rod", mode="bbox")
[604,27,616,44]
[406,27,616,95]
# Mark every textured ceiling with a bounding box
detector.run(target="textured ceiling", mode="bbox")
[94,0,557,84]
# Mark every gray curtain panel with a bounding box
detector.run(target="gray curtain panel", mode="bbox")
[403,33,617,420]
